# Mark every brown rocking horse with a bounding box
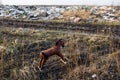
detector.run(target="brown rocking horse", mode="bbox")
[38,39,67,71]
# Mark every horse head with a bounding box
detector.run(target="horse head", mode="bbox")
[55,39,65,47]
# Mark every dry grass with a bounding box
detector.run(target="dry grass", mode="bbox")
[62,10,90,19]
[0,23,120,80]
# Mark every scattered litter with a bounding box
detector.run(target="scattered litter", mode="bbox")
[92,74,96,78]
[0,6,119,22]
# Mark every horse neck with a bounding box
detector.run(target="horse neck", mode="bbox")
[55,45,61,49]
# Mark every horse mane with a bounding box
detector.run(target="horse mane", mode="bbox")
[55,39,64,45]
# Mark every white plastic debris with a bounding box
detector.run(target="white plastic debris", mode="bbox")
[92,74,96,78]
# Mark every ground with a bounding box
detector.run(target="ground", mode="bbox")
[0,20,120,80]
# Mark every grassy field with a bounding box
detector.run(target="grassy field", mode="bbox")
[0,23,120,80]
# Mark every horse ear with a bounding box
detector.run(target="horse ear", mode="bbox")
[59,39,63,41]
[60,39,65,42]
[55,39,60,45]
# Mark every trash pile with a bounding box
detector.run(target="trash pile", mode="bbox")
[0,5,120,22]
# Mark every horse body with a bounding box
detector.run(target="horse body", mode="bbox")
[42,45,60,57]
[39,39,66,71]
